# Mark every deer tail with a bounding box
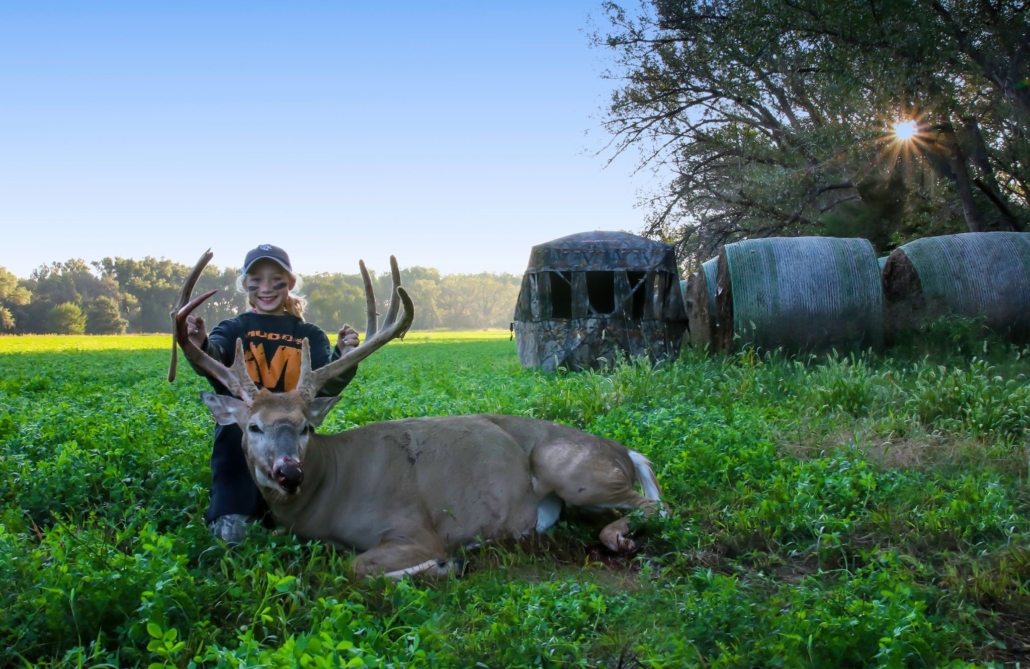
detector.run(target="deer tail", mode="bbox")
[628,450,662,501]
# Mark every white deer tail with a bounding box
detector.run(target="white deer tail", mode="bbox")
[628,450,662,501]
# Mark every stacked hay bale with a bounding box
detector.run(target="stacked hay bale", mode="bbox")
[684,258,719,349]
[882,232,1030,342]
[714,237,883,353]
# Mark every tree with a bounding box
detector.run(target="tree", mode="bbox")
[0,267,30,332]
[85,296,128,335]
[595,0,1029,262]
[94,256,195,333]
[48,302,87,335]
[301,272,368,332]
[0,307,13,332]
[30,259,119,306]
[436,273,522,330]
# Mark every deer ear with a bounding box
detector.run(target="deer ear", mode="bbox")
[201,391,248,425]
[306,396,342,427]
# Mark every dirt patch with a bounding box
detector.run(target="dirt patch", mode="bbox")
[779,424,964,470]
[778,427,1028,477]
[975,609,1030,664]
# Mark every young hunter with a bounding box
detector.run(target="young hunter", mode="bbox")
[186,244,360,542]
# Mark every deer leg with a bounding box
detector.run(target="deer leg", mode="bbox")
[352,531,454,579]
[596,497,659,553]
[531,441,662,553]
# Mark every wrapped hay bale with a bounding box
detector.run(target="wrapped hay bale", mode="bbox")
[878,256,888,271]
[685,257,719,349]
[882,232,1030,341]
[714,237,883,353]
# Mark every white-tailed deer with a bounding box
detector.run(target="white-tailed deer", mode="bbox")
[171,251,664,577]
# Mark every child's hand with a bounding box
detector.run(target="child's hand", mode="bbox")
[187,314,207,348]
[337,325,359,353]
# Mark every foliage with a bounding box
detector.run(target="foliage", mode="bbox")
[1,335,1028,666]
[46,302,87,335]
[595,0,1029,263]
[85,295,129,335]
[1,257,522,335]
[0,266,31,332]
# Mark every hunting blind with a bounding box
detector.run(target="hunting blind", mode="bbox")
[513,231,688,371]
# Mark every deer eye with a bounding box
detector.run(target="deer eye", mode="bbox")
[248,424,264,434]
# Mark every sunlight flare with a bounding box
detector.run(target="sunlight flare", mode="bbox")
[894,120,918,141]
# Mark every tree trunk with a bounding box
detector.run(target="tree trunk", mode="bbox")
[937,122,983,233]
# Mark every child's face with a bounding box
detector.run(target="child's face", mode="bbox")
[246,259,294,315]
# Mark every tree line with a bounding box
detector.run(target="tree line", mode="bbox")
[0,257,522,335]
[596,0,1029,264]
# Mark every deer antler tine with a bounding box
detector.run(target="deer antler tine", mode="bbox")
[232,338,259,399]
[300,259,413,398]
[359,260,378,342]
[168,249,213,382]
[298,338,321,403]
[297,337,313,398]
[382,255,402,327]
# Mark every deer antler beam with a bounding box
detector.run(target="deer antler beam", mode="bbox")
[168,250,255,404]
[168,249,213,382]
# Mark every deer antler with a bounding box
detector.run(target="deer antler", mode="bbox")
[169,250,258,404]
[358,259,377,343]
[297,256,413,402]
[168,249,213,382]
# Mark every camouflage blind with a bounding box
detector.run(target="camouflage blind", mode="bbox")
[513,231,688,371]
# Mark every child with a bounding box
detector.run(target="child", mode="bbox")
[185,244,360,542]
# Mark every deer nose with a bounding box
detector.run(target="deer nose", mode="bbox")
[273,457,304,492]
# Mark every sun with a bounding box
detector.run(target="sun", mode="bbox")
[894,120,918,141]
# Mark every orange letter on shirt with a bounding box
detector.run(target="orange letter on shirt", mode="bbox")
[245,343,301,391]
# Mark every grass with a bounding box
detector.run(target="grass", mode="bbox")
[1,331,1029,667]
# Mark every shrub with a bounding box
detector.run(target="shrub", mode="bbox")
[46,302,86,335]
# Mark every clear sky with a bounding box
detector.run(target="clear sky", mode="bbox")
[0,1,653,278]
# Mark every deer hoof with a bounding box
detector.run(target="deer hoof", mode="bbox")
[601,529,637,553]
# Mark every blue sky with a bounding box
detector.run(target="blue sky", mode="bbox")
[0,1,654,278]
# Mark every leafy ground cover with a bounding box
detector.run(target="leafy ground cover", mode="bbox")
[1,330,1029,667]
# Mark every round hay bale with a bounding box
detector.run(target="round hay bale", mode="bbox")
[714,237,884,353]
[878,256,888,271]
[686,258,719,349]
[882,232,1030,341]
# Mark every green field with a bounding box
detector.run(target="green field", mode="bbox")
[2,332,1030,667]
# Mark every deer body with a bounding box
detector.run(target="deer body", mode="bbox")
[273,416,542,553]
[173,252,663,577]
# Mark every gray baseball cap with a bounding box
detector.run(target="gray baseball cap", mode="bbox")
[242,244,292,274]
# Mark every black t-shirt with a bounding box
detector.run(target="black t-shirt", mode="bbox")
[194,311,357,398]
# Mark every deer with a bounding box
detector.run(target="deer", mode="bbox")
[169,251,665,578]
